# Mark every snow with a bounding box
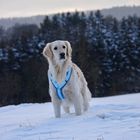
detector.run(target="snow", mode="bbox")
[0,93,140,140]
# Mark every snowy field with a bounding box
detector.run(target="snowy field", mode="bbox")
[0,93,140,140]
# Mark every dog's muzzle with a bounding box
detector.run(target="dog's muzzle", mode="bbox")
[60,53,65,59]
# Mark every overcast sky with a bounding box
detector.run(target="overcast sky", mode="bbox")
[0,0,140,18]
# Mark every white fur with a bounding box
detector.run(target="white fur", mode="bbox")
[43,40,91,118]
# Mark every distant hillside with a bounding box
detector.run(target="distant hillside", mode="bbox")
[0,15,45,29]
[101,6,140,19]
[0,6,140,29]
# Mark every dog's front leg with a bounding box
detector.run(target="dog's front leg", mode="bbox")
[52,99,61,118]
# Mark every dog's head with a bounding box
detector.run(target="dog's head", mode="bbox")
[43,40,72,64]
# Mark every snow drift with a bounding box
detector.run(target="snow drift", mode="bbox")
[0,93,140,140]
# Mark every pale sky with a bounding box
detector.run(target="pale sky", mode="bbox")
[0,0,140,18]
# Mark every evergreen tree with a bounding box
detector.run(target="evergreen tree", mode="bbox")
[0,11,140,105]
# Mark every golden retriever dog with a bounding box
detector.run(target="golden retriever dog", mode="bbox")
[43,40,91,118]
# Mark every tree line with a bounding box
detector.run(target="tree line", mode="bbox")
[0,10,140,106]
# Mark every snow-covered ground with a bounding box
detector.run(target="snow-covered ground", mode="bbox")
[0,93,140,140]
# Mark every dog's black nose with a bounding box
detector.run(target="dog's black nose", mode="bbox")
[60,53,65,59]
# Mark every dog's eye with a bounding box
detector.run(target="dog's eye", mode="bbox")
[54,47,57,50]
[63,46,65,49]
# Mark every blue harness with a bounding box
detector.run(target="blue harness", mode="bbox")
[49,67,72,100]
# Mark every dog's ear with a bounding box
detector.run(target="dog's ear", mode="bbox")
[65,41,72,58]
[43,43,53,59]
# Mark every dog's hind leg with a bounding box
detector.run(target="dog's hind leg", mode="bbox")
[83,93,89,111]
[63,106,70,114]
[82,86,92,112]
[73,92,83,116]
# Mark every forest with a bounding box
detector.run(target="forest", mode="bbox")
[0,10,140,106]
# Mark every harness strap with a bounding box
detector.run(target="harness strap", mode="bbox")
[49,67,72,100]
